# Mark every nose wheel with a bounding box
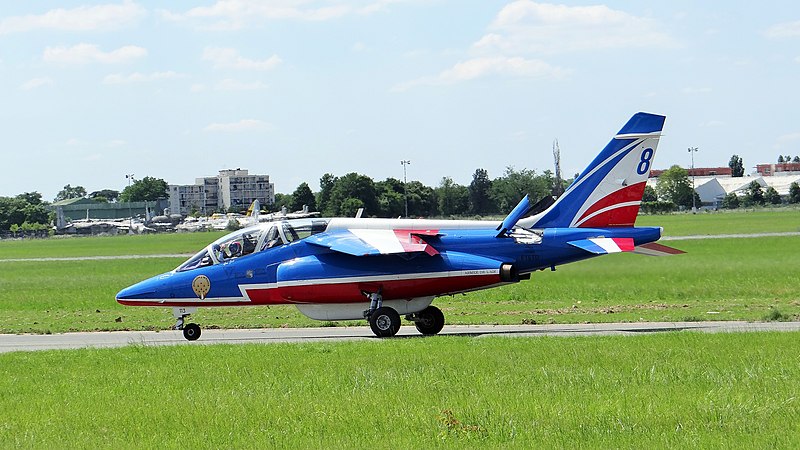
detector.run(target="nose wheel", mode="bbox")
[173,307,202,341]
[182,323,202,341]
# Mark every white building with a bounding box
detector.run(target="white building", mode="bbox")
[648,173,800,208]
[169,169,274,215]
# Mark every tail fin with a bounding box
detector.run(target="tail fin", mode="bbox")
[523,112,665,228]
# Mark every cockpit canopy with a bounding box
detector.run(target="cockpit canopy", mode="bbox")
[177,218,329,272]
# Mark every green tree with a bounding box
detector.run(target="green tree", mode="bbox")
[728,154,744,177]
[54,184,87,202]
[778,155,785,163]
[655,165,695,209]
[89,189,120,202]
[272,193,292,212]
[642,185,658,202]
[489,167,552,213]
[317,173,337,215]
[375,178,405,218]
[765,186,782,205]
[328,173,378,216]
[468,168,493,215]
[436,177,469,216]
[789,182,800,204]
[119,177,168,202]
[721,192,740,209]
[339,198,365,217]
[0,196,51,231]
[742,181,765,207]
[794,156,800,163]
[405,181,438,217]
[290,182,316,212]
[16,192,44,205]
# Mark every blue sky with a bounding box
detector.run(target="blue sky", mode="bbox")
[2,1,799,201]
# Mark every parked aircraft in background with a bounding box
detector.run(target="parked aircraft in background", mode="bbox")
[117,112,682,340]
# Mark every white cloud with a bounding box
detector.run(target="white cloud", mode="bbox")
[352,42,368,52]
[20,77,54,90]
[202,47,282,71]
[0,1,145,34]
[44,43,147,64]
[764,20,800,38]
[103,71,183,84]
[160,0,418,29]
[393,56,569,91]
[215,79,268,90]
[161,1,349,29]
[204,119,273,132]
[474,1,676,55]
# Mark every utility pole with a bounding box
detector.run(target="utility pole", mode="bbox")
[401,160,411,217]
[125,174,135,233]
[688,147,698,212]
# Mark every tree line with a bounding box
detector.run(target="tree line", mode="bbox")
[274,167,570,218]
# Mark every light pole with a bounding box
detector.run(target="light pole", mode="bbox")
[125,174,134,233]
[688,147,698,211]
[401,160,411,218]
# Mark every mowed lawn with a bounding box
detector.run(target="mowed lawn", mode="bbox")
[1,332,798,448]
[0,235,797,334]
[0,209,797,333]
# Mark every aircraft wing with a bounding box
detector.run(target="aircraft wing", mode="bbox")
[567,238,635,254]
[306,229,440,257]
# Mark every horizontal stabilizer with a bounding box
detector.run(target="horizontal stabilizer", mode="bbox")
[632,242,685,256]
[306,229,440,256]
[568,238,634,255]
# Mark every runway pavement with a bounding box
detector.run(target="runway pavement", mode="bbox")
[1,321,798,353]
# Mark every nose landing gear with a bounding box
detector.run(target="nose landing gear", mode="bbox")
[173,307,202,341]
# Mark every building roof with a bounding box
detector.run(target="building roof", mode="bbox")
[51,197,97,206]
[761,174,800,195]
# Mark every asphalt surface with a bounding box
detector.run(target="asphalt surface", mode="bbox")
[1,321,799,353]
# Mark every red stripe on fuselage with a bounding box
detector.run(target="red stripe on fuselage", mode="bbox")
[248,273,502,304]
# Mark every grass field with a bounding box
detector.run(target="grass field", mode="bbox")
[636,208,800,236]
[0,235,797,334]
[1,332,798,448]
[0,210,798,334]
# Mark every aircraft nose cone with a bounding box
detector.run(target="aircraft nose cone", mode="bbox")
[115,276,162,304]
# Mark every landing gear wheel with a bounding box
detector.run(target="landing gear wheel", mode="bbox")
[369,307,401,338]
[414,305,445,336]
[183,323,201,341]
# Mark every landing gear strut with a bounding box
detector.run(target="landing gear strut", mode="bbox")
[363,291,401,338]
[173,307,201,341]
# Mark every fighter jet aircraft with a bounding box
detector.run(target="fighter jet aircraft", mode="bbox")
[117,112,682,340]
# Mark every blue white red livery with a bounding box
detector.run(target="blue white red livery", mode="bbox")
[117,112,682,340]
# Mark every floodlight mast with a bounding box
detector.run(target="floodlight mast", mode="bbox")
[401,160,411,218]
[688,147,698,212]
[125,174,135,234]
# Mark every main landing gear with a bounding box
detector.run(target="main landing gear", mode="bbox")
[173,307,201,341]
[363,292,445,338]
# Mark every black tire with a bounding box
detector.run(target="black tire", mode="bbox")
[369,307,401,337]
[183,323,201,341]
[414,305,445,336]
